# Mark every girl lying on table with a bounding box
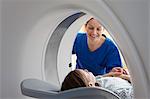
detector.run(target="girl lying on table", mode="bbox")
[61,67,134,99]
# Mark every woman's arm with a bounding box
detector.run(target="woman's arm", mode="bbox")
[102,71,122,77]
[119,74,131,83]
[102,71,131,83]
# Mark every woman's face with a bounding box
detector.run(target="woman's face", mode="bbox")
[77,69,96,87]
[85,19,103,41]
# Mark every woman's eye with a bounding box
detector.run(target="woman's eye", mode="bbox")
[88,27,94,30]
[97,27,102,31]
[97,28,100,31]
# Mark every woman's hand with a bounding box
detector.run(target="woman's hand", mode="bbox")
[111,67,128,75]
[108,71,122,77]
[103,67,129,77]
[110,67,131,82]
[111,67,124,74]
[119,74,131,82]
[103,71,122,77]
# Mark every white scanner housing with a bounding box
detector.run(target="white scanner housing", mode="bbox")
[0,0,149,99]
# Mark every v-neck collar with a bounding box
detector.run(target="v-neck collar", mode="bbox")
[86,37,107,53]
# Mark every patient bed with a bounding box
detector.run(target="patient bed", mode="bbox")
[20,78,120,99]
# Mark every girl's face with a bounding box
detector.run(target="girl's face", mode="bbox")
[77,69,96,87]
[85,19,103,41]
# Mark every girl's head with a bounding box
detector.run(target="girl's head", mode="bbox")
[85,18,104,41]
[61,69,96,91]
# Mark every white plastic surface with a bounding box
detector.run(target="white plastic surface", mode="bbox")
[0,0,149,99]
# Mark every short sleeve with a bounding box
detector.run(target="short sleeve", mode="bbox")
[72,35,78,54]
[106,44,122,73]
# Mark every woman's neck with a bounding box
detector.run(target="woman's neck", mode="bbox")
[87,36,105,52]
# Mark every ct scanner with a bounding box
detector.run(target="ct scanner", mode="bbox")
[0,0,149,99]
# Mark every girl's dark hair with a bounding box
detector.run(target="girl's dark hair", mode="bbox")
[61,70,88,91]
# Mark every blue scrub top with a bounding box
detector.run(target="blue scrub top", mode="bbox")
[72,33,122,76]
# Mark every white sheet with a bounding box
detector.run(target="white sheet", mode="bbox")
[96,76,134,99]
